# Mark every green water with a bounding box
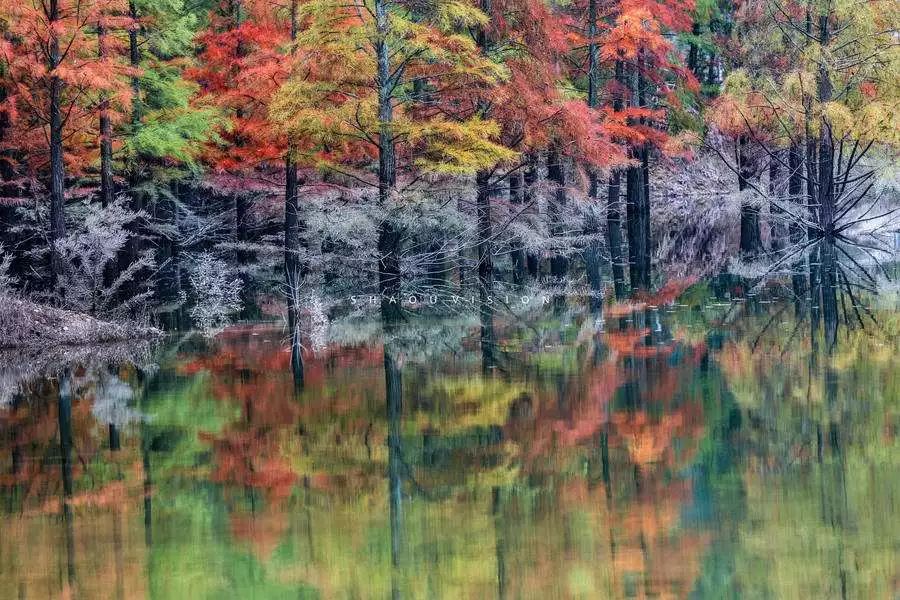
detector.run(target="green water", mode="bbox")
[1,289,898,599]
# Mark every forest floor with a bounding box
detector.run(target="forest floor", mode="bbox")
[0,295,162,349]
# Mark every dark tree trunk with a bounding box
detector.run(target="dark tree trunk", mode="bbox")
[806,121,820,334]
[626,63,651,293]
[705,52,717,87]
[48,0,66,288]
[285,154,305,388]
[523,154,540,279]
[474,0,494,289]
[768,152,785,253]
[98,23,114,209]
[788,145,806,316]
[126,0,143,271]
[639,146,651,284]
[626,157,644,292]
[817,14,834,235]
[607,171,627,299]
[476,170,494,286]
[375,0,401,322]
[584,172,603,310]
[286,0,305,390]
[583,0,603,309]
[97,20,117,288]
[738,135,762,257]
[607,60,628,299]
[546,145,568,279]
[687,22,702,77]
[508,171,527,283]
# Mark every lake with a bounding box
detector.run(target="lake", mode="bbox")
[1,280,898,599]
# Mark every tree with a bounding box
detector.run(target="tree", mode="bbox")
[271,0,515,320]
[1,0,133,288]
[599,0,700,293]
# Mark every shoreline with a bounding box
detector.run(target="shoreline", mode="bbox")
[0,295,163,350]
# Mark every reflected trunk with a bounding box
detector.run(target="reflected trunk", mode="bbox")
[58,369,76,591]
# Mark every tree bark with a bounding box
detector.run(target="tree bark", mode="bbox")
[48,0,66,288]
[788,144,807,316]
[285,0,305,388]
[768,152,784,253]
[523,154,540,279]
[607,60,628,299]
[98,22,114,209]
[626,155,643,292]
[583,0,603,308]
[607,171,627,299]
[546,145,568,279]
[508,171,527,283]
[738,135,762,257]
[474,0,494,289]
[476,171,494,285]
[375,0,401,322]
[687,22,702,77]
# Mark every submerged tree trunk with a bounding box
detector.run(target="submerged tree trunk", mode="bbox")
[546,145,568,279]
[48,0,66,289]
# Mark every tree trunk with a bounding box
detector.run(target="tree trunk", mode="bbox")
[768,152,784,253]
[285,0,305,388]
[583,0,603,308]
[98,20,117,288]
[687,22,702,77]
[626,156,644,292]
[476,170,494,286]
[738,135,762,257]
[546,145,568,279]
[640,146,651,285]
[523,154,540,279]
[607,171,627,299]
[98,22,114,209]
[607,60,628,299]
[474,0,494,289]
[508,171,527,283]
[788,145,806,316]
[48,0,66,289]
[375,0,401,323]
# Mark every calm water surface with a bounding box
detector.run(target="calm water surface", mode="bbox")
[1,286,898,598]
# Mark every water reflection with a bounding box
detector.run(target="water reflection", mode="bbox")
[0,282,897,598]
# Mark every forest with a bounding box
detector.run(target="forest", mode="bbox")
[0,1,899,596]
[0,0,897,339]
